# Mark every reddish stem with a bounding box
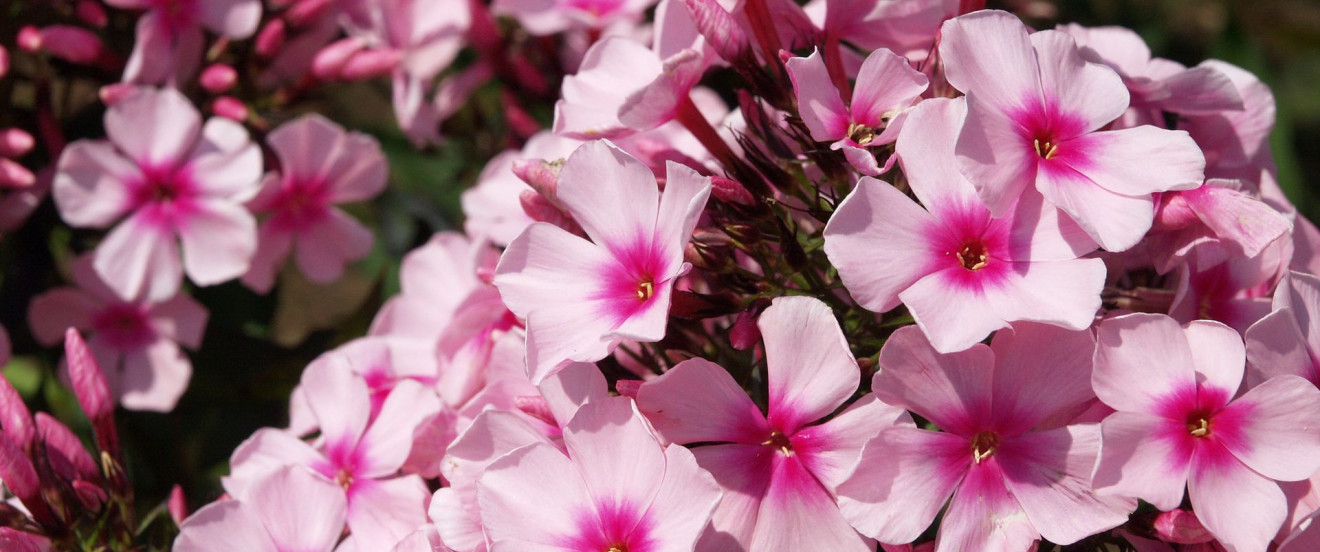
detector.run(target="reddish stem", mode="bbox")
[743,0,784,79]
[676,94,738,171]
[823,32,851,105]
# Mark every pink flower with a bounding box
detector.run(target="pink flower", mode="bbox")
[476,396,721,552]
[837,323,1135,550]
[493,140,710,382]
[635,296,910,551]
[493,0,657,35]
[370,232,499,341]
[242,114,387,293]
[813,0,955,61]
[785,47,928,175]
[823,97,1104,353]
[52,87,262,302]
[1179,61,1277,182]
[462,132,583,247]
[1091,313,1320,552]
[1147,179,1292,274]
[29,255,206,412]
[941,10,1205,251]
[225,358,441,545]
[107,0,261,85]
[1167,240,1287,334]
[1246,271,1320,388]
[174,466,347,552]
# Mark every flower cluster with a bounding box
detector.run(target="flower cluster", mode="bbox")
[2,0,1319,551]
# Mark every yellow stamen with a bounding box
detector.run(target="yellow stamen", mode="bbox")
[1033,138,1058,159]
[635,281,654,301]
[846,122,877,146]
[1188,418,1210,437]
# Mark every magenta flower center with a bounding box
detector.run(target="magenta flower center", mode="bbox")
[762,431,794,456]
[563,0,625,17]
[971,431,1000,464]
[131,164,200,229]
[955,242,990,271]
[268,178,332,232]
[91,304,155,350]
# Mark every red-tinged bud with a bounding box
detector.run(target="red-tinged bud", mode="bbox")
[338,48,403,81]
[16,27,42,53]
[513,396,557,426]
[36,414,98,483]
[0,375,33,452]
[0,528,43,552]
[285,0,335,27]
[1153,509,1214,544]
[614,380,642,398]
[0,432,53,527]
[711,175,755,206]
[71,480,107,511]
[199,64,238,93]
[729,307,762,350]
[0,159,34,189]
[211,96,249,121]
[511,158,561,204]
[64,329,120,462]
[684,0,752,65]
[519,189,579,233]
[254,19,286,59]
[0,129,35,158]
[21,26,105,65]
[312,37,366,80]
[168,485,189,525]
[98,82,138,106]
[0,46,8,79]
[76,0,108,27]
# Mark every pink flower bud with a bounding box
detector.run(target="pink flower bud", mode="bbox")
[20,26,105,65]
[710,175,755,206]
[285,0,335,27]
[98,83,138,106]
[614,380,643,398]
[0,46,8,79]
[728,307,762,350]
[0,527,44,552]
[72,480,108,511]
[1152,509,1215,544]
[519,189,580,234]
[16,27,42,53]
[0,159,34,188]
[199,64,238,93]
[35,413,98,482]
[1153,191,1199,231]
[0,129,35,158]
[0,375,32,452]
[64,329,119,460]
[311,37,366,80]
[255,19,286,59]
[684,0,753,65]
[511,158,560,204]
[168,485,189,525]
[76,0,109,28]
[210,96,249,121]
[338,48,403,81]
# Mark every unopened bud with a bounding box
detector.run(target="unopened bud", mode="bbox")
[338,48,403,81]
[1152,509,1214,544]
[711,175,755,205]
[211,96,249,121]
[254,19,286,59]
[729,305,764,350]
[16,27,42,53]
[168,485,189,525]
[519,189,578,232]
[72,480,107,511]
[614,380,643,398]
[0,159,34,188]
[0,129,35,158]
[19,26,105,65]
[76,0,109,28]
[285,0,335,27]
[511,158,561,204]
[98,83,138,106]
[0,46,8,79]
[684,0,752,65]
[200,64,238,93]
[312,37,366,80]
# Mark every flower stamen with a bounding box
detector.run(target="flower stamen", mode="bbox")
[971,431,999,464]
[635,281,654,301]
[1033,138,1058,159]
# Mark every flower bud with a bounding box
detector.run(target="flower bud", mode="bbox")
[512,158,561,204]
[312,37,366,80]
[19,26,105,65]
[211,96,249,121]
[684,0,752,65]
[1152,509,1214,544]
[98,82,138,106]
[0,159,34,188]
[76,0,109,28]
[711,175,755,206]
[0,45,8,79]
[255,19,287,59]
[64,329,119,461]
[614,380,643,398]
[0,128,35,158]
[285,0,335,28]
[338,48,403,81]
[200,64,238,93]
[168,485,189,525]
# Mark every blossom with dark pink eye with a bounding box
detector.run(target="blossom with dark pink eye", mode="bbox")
[940,10,1206,252]
[174,465,347,552]
[52,87,262,302]
[1091,313,1320,552]
[824,97,1104,353]
[106,0,261,85]
[243,114,387,293]
[28,255,206,412]
[494,140,710,383]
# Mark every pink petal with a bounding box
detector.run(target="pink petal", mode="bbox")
[178,200,257,287]
[823,177,940,313]
[197,0,261,38]
[538,362,609,427]
[1093,313,1197,414]
[148,292,208,349]
[988,322,1098,435]
[980,258,1106,334]
[691,444,771,549]
[187,119,263,200]
[617,48,706,132]
[477,442,595,549]
[441,410,555,488]
[1245,309,1314,387]
[1218,375,1320,482]
[174,501,279,552]
[1092,412,1192,511]
[850,48,927,129]
[1273,271,1320,365]
[1035,160,1156,252]
[293,208,374,283]
[652,161,711,271]
[997,425,1135,544]
[553,38,661,139]
[955,96,1036,216]
[300,356,371,454]
[1187,442,1287,552]
[840,143,883,176]
[749,454,873,552]
[1183,320,1246,396]
[561,397,666,510]
[1029,29,1129,133]
[899,268,1012,355]
[939,11,1040,115]
[27,288,98,345]
[636,358,768,445]
[106,87,201,166]
[248,466,349,552]
[357,380,441,477]
[94,212,183,302]
[873,325,994,436]
[793,394,912,492]
[429,487,485,552]
[639,445,724,552]
[837,428,968,545]
[122,15,204,85]
[1186,185,1292,260]
[785,50,849,142]
[223,428,324,500]
[52,141,138,228]
[118,338,191,412]
[761,296,859,434]
[936,459,1038,552]
[1055,127,1204,197]
[895,98,981,209]
[555,141,658,252]
[241,222,293,294]
[346,476,430,547]
[1001,187,1098,261]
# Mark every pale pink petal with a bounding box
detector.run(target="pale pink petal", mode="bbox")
[52,141,139,228]
[358,380,441,477]
[618,49,706,131]
[998,425,1135,544]
[936,460,1038,552]
[94,212,183,302]
[461,152,535,247]
[1275,272,1320,354]
[122,15,204,85]
[749,454,873,552]
[441,410,554,488]
[955,96,1037,216]
[1245,309,1314,387]
[1186,185,1292,260]
[223,428,325,500]
[429,487,485,552]
[837,428,969,545]
[538,362,609,427]
[477,442,595,550]
[792,394,912,491]
[105,87,200,166]
[197,0,261,38]
[641,445,724,552]
[27,289,99,345]
[692,444,771,549]
[553,38,662,139]
[1001,187,1098,261]
[785,50,849,142]
[899,269,1012,355]
[988,322,1098,435]
[241,223,293,294]
[1092,412,1192,511]
[562,397,666,510]
[1055,127,1204,197]
[1183,320,1246,395]
[174,501,279,552]
[177,201,257,286]
[148,292,208,349]
[293,208,374,283]
[346,476,430,547]
[300,356,371,453]
[823,177,941,313]
[554,141,658,252]
[1217,375,1320,482]
[1093,313,1197,414]
[939,11,1040,114]
[187,119,263,200]
[636,358,769,445]
[840,144,883,176]
[324,134,388,204]
[761,296,859,434]
[850,48,927,129]
[1029,29,1129,133]
[895,98,980,209]
[981,258,1106,334]
[1035,161,1156,252]
[118,339,190,412]
[249,466,349,552]
[1188,443,1287,552]
[872,325,995,436]
[652,161,711,269]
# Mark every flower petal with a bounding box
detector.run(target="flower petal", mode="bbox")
[1188,441,1287,552]
[636,358,769,445]
[873,325,995,436]
[1218,375,1320,482]
[824,177,940,313]
[1093,313,1198,414]
[785,49,849,142]
[837,428,968,545]
[1092,412,1192,511]
[762,296,860,434]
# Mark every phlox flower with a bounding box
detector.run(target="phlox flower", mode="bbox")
[636,296,910,551]
[243,114,388,293]
[107,0,261,85]
[370,232,502,342]
[52,87,263,302]
[476,396,722,552]
[493,0,656,36]
[1178,61,1277,182]
[174,466,347,552]
[1147,178,1292,274]
[824,97,1104,353]
[1091,313,1320,552]
[225,357,441,546]
[1246,271,1320,388]
[285,336,439,436]
[837,323,1135,551]
[1167,240,1288,334]
[786,47,928,175]
[811,0,954,62]
[941,10,1205,251]
[493,140,710,383]
[29,255,206,412]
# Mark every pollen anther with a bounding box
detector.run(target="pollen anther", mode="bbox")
[846,122,877,146]
[636,281,654,301]
[1033,138,1059,159]
[1188,418,1210,437]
